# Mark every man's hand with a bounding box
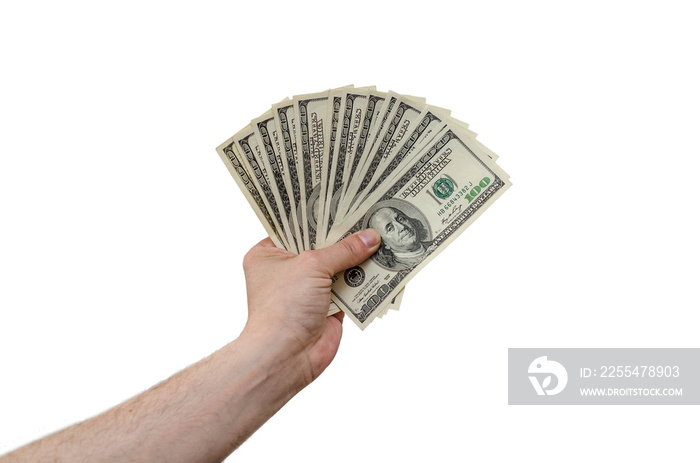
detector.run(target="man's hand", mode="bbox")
[241,228,381,384]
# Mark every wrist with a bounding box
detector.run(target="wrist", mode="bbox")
[236,325,315,392]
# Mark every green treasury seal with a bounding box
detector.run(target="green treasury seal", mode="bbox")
[432,177,455,199]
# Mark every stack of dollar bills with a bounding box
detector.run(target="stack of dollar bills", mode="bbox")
[217,86,510,329]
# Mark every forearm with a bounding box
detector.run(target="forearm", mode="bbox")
[1,331,309,463]
[2,231,376,462]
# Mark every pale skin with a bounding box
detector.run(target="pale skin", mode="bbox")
[0,228,382,463]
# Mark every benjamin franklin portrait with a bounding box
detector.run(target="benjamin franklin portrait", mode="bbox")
[363,200,433,271]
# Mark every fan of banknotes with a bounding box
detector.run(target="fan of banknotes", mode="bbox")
[217,86,511,329]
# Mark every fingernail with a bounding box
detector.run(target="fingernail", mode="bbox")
[358,228,380,247]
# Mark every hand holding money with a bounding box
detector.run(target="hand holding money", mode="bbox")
[217,86,510,329]
[242,229,381,378]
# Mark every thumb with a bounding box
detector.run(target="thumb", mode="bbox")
[313,228,381,276]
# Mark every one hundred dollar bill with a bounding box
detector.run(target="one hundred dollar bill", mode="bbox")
[228,125,295,251]
[334,90,388,223]
[216,137,286,248]
[269,100,307,249]
[340,105,452,224]
[317,89,345,245]
[321,87,371,241]
[293,89,331,250]
[338,91,416,221]
[328,122,511,329]
[252,107,303,252]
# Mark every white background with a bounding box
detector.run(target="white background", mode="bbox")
[1,1,698,461]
